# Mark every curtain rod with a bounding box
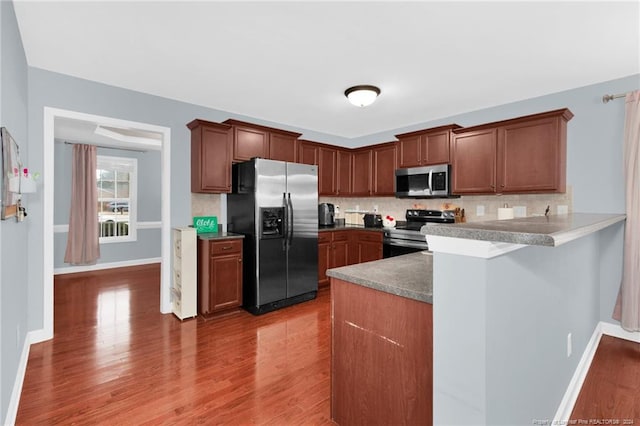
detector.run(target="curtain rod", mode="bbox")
[602,93,627,103]
[64,141,146,153]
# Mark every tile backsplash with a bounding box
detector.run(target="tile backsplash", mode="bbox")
[321,186,573,223]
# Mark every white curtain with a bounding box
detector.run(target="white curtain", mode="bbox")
[613,90,640,331]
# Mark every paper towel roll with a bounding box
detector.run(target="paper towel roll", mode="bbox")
[497,207,514,220]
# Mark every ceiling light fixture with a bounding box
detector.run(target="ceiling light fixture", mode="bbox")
[344,85,381,107]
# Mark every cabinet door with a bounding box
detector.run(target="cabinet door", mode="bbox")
[190,122,232,193]
[318,239,331,288]
[498,116,564,193]
[354,231,383,263]
[398,135,422,168]
[451,129,497,194]
[298,141,319,165]
[331,231,351,269]
[233,125,269,162]
[269,133,297,162]
[373,144,397,195]
[209,253,243,312]
[423,130,450,165]
[319,147,337,195]
[337,149,353,196]
[351,149,372,196]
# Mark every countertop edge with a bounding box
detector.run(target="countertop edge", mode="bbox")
[197,232,245,241]
[551,215,626,246]
[327,269,433,304]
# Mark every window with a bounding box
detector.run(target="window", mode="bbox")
[97,155,137,243]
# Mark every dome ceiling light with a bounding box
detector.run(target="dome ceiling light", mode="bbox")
[344,85,381,107]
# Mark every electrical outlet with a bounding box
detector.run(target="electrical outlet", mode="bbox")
[476,205,485,217]
[567,333,572,358]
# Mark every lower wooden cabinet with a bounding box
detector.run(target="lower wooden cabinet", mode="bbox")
[318,230,382,288]
[198,238,243,316]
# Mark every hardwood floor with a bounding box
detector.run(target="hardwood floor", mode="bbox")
[571,334,640,423]
[16,264,333,425]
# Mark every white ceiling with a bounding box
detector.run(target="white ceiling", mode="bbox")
[13,1,640,140]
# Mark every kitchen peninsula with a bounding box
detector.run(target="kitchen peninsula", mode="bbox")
[327,213,625,426]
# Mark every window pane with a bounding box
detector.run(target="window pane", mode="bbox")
[116,182,130,198]
[98,169,115,180]
[116,171,130,182]
[98,181,115,198]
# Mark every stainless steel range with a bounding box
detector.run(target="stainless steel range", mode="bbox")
[383,209,455,258]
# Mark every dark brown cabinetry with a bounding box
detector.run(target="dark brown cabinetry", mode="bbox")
[396,125,461,168]
[337,149,353,196]
[318,231,351,288]
[349,231,383,264]
[451,109,572,195]
[372,143,397,196]
[297,140,319,165]
[188,119,233,193]
[198,238,243,316]
[351,149,372,196]
[224,119,301,164]
[332,278,432,425]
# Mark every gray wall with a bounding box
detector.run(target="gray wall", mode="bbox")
[433,224,623,425]
[0,0,29,421]
[53,142,162,268]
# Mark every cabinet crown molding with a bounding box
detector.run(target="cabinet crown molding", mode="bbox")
[187,119,232,130]
[394,124,462,139]
[451,108,574,134]
[223,119,302,138]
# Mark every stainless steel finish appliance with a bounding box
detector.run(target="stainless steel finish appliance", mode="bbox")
[383,209,455,258]
[318,203,335,226]
[228,158,318,315]
[395,164,457,198]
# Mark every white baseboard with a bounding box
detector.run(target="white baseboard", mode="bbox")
[4,332,33,426]
[54,257,161,275]
[553,321,640,423]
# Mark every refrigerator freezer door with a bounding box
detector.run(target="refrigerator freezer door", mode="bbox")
[255,159,288,306]
[286,162,318,298]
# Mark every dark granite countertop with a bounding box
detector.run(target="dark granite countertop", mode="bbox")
[197,232,245,241]
[327,252,433,304]
[420,213,625,247]
[318,224,385,232]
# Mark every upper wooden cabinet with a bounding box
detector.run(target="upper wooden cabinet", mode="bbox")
[298,140,319,165]
[187,119,233,193]
[337,149,353,196]
[351,149,372,196]
[224,119,300,163]
[319,146,337,196]
[396,125,461,168]
[452,109,573,195]
[372,143,397,196]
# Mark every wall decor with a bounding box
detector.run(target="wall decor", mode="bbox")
[1,127,20,219]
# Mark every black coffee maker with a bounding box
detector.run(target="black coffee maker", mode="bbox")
[318,203,335,226]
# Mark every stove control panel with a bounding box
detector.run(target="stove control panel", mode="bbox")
[405,209,455,222]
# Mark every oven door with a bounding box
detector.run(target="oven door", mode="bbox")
[383,238,428,258]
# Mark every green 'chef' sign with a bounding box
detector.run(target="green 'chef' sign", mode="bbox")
[193,216,218,234]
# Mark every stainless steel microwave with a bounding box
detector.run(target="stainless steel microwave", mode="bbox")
[395,164,454,198]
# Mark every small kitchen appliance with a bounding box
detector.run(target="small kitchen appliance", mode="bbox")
[395,164,457,198]
[383,209,455,258]
[318,203,335,227]
[363,213,383,228]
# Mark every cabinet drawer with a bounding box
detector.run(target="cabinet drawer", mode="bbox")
[358,231,383,243]
[210,239,243,256]
[318,233,331,244]
[332,231,350,242]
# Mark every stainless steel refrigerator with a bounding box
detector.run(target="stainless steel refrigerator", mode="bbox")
[227,158,318,315]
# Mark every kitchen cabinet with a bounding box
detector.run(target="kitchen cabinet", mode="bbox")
[337,149,353,195]
[351,149,372,196]
[452,108,573,195]
[224,119,300,163]
[171,227,197,320]
[297,140,319,165]
[318,230,358,288]
[332,278,432,425]
[187,119,233,193]
[350,230,383,264]
[396,125,461,168]
[372,142,397,196]
[319,146,337,196]
[198,238,243,316]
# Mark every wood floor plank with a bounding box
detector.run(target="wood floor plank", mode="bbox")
[16,264,333,425]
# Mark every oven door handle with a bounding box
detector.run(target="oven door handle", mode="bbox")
[384,239,429,250]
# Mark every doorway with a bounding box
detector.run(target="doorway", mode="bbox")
[34,107,171,343]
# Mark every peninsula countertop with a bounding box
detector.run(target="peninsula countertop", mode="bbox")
[326,252,433,304]
[420,213,625,247]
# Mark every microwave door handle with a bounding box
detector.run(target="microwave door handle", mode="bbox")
[427,170,433,195]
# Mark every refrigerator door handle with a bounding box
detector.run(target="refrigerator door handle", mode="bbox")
[287,193,294,246]
[282,192,288,251]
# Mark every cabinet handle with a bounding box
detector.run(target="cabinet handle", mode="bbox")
[222,246,232,250]
[490,184,496,189]
[238,258,242,263]
[500,184,505,188]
